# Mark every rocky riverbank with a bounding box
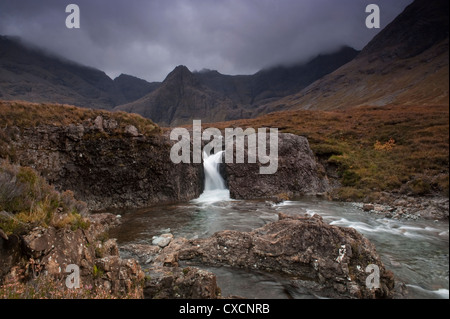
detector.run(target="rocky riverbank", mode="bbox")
[121,212,398,299]
[355,194,449,221]
[0,213,145,298]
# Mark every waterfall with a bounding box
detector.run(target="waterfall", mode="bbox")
[203,151,226,190]
[194,151,230,203]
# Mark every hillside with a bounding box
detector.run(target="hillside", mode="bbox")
[262,0,449,112]
[0,36,156,109]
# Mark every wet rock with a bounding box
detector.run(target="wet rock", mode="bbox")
[120,244,161,264]
[164,213,395,299]
[225,133,330,200]
[144,266,220,299]
[360,196,449,221]
[152,233,173,248]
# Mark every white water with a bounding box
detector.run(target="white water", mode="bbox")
[193,151,230,204]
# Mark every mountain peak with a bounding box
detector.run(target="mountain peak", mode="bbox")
[173,65,191,74]
[360,0,449,59]
[163,65,198,86]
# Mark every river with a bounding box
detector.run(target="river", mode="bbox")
[110,195,448,299]
[110,152,448,299]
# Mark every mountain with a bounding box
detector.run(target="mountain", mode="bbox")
[195,46,359,105]
[115,65,241,126]
[0,36,155,109]
[115,47,359,126]
[263,0,449,112]
[113,74,160,103]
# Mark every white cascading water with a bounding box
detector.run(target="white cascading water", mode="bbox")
[194,151,230,204]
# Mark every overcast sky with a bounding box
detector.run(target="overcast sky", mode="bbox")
[0,0,413,82]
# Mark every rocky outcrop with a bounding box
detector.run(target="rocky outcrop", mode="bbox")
[151,213,395,299]
[120,241,221,299]
[224,133,330,200]
[144,266,220,299]
[2,117,204,210]
[0,213,145,298]
[122,213,396,299]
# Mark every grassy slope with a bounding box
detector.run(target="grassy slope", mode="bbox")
[205,104,449,201]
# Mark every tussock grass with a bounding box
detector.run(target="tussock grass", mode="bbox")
[0,160,89,235]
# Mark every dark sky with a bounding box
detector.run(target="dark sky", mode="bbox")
[0,0,413,82]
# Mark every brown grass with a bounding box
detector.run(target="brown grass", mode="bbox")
[0,100,160,136]
[195,104,449,201]
[0,160,89,235]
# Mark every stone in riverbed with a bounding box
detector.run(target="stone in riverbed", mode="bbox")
[152,233,173,248]
[363,204,374,211]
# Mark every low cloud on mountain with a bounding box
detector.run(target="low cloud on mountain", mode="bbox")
[0,0,412,81]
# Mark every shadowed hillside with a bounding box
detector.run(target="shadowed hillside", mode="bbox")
[262,0,449,112]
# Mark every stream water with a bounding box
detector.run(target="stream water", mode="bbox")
[110,153,449,299]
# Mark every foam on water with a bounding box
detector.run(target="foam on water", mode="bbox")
[193,151,231,204]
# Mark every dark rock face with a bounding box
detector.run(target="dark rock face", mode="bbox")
[164,213,395,299]
[144,266,220,299]
[360,0,449,60]
[0,213,145,298]
[4,119,204,210]
[113,74,160,104]
[225,133,330,200]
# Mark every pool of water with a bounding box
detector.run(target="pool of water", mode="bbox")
[109,196,449,299]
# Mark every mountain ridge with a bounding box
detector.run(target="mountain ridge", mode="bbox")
[0,36,157,109]
[115,46,359,126]
[260,0,449,112]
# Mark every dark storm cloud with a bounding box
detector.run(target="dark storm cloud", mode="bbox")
[0,0,413,82]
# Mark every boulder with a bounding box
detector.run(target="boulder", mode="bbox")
[225,133,330,199]
[162,213,395,299]
[124,125,139,137]
[152,233,174,248]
